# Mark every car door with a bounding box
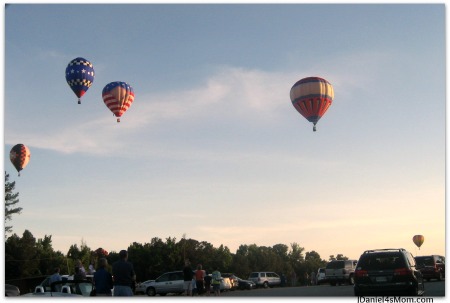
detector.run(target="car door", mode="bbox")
[170,272,184,294]
[154,273,171,294]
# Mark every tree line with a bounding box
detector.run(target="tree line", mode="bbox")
[5,230,348,285]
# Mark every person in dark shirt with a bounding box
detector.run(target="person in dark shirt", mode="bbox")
[183,260,194,296]
[112,250,136,296]
[93,258,113,296]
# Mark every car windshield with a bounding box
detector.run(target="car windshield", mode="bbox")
[249,273,258,278]
[358,253,406,270]
[326,261,344,269]
[415,257,434,266]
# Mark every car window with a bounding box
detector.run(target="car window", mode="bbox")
[249,273,258,278]
[261,273,266,278]
[416,256,434,266]
[157,273,170,282]
[406,253,416,267]
[358,254,405,270]
[327,261,344,269]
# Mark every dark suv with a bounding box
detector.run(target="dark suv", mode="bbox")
[414,255,445,281]
[354,248,425,296]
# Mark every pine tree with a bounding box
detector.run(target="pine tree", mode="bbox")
[5,171,22,234]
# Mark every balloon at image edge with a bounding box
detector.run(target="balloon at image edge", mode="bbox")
[10,144,31,176]
[290,77,334,132]
[102,81,135,123]
[412,235,424,250]
[65,57,95,104]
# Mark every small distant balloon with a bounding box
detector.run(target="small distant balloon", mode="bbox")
[413,235,424,249]
[290,76,334,132]
[65,57,95,104]
[102,81,135,122]
[10,144,31,176]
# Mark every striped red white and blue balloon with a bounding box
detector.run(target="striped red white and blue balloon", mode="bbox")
[102,81,135,123]
[10,144,31,176]
[65,57,95,104]
[290,77,334,132]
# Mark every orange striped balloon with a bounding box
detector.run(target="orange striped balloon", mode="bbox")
[102,81,135,123]
[10,144,31,176]
[290,77,334,131]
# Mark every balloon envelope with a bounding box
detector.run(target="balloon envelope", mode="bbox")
[290,76,334,131]
[65,57,95,103]
[10,144,31,175]
[413,235,424,248]
[102,81,135,122]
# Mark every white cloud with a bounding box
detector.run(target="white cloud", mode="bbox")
[7,51,389,157]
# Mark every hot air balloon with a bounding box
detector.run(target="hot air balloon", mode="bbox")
[10,144,31,176]
[290,76,334,131]
[65,57,95,104]
[413,235,424,249]
[102,81,135,122]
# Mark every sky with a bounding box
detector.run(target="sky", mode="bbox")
[3,2,446,262]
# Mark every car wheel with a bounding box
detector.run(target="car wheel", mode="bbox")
[263,282,269,288]
[146,287,156,296]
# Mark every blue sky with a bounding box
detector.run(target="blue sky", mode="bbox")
[4,3,445,260]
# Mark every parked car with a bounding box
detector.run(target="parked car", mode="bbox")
[5,284,20,296]
[248,272,281,288]
[39,274,70,292]
[354,248,425,296]
[144,271,184,296]
[221,273,238,290]
[414,255,445,281]
[325,259,357,286]
[135,280,155,294]
[22,279,94,297]
[316,268,327,285]
[235,276,255,290]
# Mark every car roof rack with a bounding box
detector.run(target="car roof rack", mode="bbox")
[363,248,406,254]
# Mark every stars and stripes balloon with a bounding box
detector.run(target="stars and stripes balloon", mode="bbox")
[102,81,135,122]
[10,144,31,176]
[65,57,95,104]
[290,76,334,132]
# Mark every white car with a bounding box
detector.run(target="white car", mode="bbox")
[316,268,327,285]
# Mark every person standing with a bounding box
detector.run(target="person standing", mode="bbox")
[211,267,222,296]
[49,267,62,284]
[195,264,206,295]
[93,258,113,296]
[112,250,136,296]
[204,271,212,296]
[74,260,86,280]
[88,260,96,275]
[310,270,316,286]
[183,260,194,296]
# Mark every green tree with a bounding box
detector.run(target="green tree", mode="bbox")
[4,172,22,235]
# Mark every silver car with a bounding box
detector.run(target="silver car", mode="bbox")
[248,272,281,288]
[144,271,184,296]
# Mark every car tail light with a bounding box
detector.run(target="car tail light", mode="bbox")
[394,268,412,276]
[355,269,368,277]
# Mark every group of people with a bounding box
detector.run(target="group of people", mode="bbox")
[183,260,222,296]
[49,249,136,296]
